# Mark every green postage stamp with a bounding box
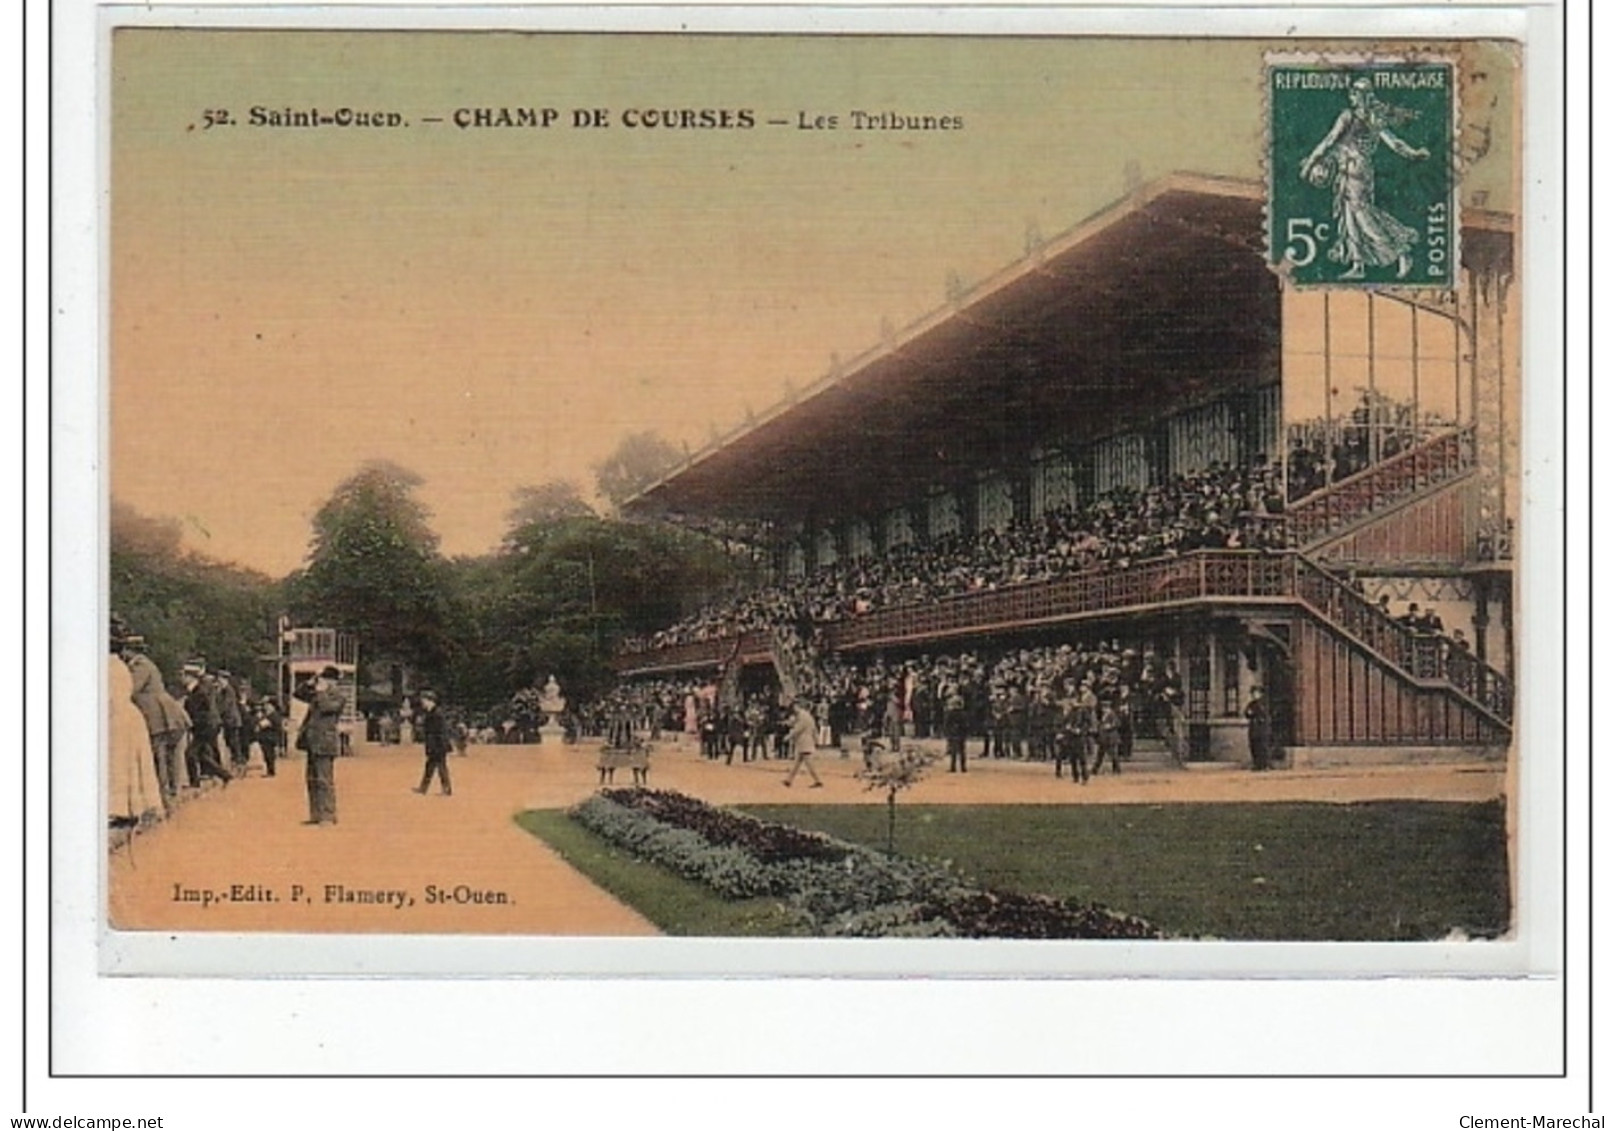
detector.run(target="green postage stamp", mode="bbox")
[1268,58,1457,288]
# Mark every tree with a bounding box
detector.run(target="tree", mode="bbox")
[504,480,595,533]
[592,431,684,511]
[298,460,450,680]
[857,747,942,855]
[109,499,279,683]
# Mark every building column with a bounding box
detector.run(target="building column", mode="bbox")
[1471,577,1491,666]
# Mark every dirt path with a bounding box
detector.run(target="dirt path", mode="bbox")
[108,736,1504,934]
[108,740,657,935]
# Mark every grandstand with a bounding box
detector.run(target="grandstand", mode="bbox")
[617,173,1516,763]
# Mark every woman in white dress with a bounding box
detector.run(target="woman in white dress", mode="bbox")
[108,623,163,835]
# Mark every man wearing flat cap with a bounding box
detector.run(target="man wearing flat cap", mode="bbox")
[293,666,346,825]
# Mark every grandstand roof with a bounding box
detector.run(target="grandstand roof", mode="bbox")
[625,173,1514,525]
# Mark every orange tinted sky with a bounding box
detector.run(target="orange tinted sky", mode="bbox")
[110,32,1515,575]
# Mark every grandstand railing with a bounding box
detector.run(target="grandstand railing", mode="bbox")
[617,628,771,674]
[1287,425,1477,546]
[616,549,1511,726]
[825,552,1291,651]
[827,550,1511,724]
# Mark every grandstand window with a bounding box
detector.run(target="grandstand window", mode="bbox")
[1186,641,1212,723]
[976,472,1014,534]
[927,487,961,539]
[1168,400,1237,479]
[814,526,838,567]
[883,506,915,551]
[1094,432,1149,495]
[847,517,874,559]
[1031,449,1074,515]
[1222,645,1243,717]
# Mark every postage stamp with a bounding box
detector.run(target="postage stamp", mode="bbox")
[1268,57,1459,287]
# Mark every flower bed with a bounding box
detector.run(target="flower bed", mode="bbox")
[571,793,789,899]
[598,788,850,865]
[570,789,1160,940]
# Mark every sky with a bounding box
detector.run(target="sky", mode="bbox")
[110,32,1516,576]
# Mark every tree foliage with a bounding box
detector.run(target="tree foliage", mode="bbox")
[114,444,758,719]
[505,480,596,532]
[592,430,684,510]
[295,460,450,679]
[109,500,280,685]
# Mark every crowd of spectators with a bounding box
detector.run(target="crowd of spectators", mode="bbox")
[1285,392,1445,501]
[588,636,1193,773]
[108,614,293,841]
[623,460,1287,653]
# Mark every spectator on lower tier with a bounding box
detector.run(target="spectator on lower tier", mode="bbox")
[942,688,968,773]
[1245,687,1273,772]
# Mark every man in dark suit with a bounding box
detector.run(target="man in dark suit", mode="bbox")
[942,688,968,773]
[180,661,233,789]
[255,698,284,778]
[216,670,246,774]
[294,666,346,825]
[414,689,453,796]
[1245,687,1273,771]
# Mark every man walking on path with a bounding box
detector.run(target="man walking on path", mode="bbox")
[181,661,233,789]
[294,666,346,825]
[782,697,823,788]
[414,689,453,796]
[255,698,283,778]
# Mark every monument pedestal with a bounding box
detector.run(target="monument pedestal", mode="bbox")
[536,676,567,744]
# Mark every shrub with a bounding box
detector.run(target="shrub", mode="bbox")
[917,889,1161,940]
[599,788,850,864]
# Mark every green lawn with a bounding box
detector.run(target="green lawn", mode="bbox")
[514,810,805,937]
[740,801,1510,941]
[517,801,1509,940]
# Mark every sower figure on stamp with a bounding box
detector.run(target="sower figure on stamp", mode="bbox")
[1299,76,1430,280]
[294,665,346,825]
[414,689,453,796]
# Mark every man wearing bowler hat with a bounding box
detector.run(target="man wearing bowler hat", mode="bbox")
[293,665,346,825]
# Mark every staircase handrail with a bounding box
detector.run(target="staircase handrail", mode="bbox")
[1288,425,1477,546]
[1289,554,1512,722]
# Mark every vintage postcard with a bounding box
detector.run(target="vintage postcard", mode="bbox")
[100,21,1533,972]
